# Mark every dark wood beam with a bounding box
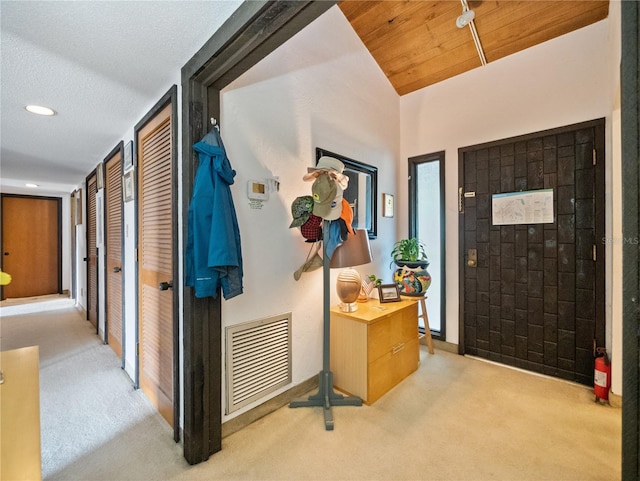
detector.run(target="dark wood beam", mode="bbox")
[621,1,640,478]
[181,1,336,465]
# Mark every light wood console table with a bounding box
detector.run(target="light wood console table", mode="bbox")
[330,299,419,404]
[1,345,42,481]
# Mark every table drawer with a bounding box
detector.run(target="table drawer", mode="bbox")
[367,338,419,404]
[368,303,418,362]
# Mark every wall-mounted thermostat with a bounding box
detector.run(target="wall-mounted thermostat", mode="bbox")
[247,180,269,201]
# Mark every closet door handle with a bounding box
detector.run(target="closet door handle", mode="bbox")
[159,281,173,291]
[113,266,121,273]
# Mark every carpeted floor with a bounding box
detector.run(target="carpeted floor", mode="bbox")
[1,303,622,481]
[0,293,75,316]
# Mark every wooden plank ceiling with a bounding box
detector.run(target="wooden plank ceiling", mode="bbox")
[339,1,610,96]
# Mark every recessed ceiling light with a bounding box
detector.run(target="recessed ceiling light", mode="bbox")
[25,183,39,188]
[25,105,56,116]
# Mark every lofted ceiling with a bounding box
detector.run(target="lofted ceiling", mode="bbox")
[0,1,610,194]
[339,0,610,95]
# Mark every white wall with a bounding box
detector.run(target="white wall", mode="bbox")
[606,0,623,399]
[220,6,399,420]
[399,18,621,393]
[122,171,136,379]
[96,188,106,340]
[75,183,87,311]
[61,195,71,293]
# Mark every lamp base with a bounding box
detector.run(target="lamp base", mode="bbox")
[339,301,358,312]
[336,268,362,312]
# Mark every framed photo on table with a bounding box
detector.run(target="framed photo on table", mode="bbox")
[378,284,401,303]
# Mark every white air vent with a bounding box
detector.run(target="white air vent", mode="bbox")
[225,313,292,414]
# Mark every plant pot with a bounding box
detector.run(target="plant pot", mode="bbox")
[393,260,431,296]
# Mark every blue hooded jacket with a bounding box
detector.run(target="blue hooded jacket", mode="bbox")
[185,128,243,299]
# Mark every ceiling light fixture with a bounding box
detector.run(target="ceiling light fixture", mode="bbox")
[456,9,475,28]
[25,105,56,116]
[456,0,487,66]
[25,183,39,188]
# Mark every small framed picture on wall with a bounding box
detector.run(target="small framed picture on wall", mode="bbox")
[123,140,134,171]
[96,162,104,189]
[122,171,135,202]
[73,189,82,225]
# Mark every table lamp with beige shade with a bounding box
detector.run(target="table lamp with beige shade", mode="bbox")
[330,229,373,312]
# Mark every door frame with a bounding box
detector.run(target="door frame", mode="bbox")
[408,151,446,340]
[621,0,639,477]
[0,194,62,299]
[181,0,336,464]
[457,118,606,366]
[103,142,125,362]
[70,190,78,301]
[85,168,99,333]
[133,85,179,441]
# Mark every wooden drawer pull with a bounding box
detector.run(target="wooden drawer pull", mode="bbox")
[392,343,405,355]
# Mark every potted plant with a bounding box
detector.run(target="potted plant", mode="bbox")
[390,238,431,296]
[367,274,384,287]
[390,238,429,268]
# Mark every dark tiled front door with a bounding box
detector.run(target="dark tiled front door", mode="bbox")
[460,119,605,385]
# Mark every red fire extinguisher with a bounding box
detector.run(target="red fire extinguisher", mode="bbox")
[594,347,611,403]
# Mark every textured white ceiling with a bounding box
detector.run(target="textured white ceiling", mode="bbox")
[1,0,243,193]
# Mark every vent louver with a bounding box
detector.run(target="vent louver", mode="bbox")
[226,313,292,414]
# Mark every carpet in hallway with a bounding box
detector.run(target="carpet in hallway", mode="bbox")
[1,306,622,480]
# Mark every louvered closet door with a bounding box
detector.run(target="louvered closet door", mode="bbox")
[105,150,123,359]
[87,174,98,329]
[137,103,174,427]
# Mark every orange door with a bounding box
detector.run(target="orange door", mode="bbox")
[137,103,175,427]
[105,149,123,359]
[1,195,60,299]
